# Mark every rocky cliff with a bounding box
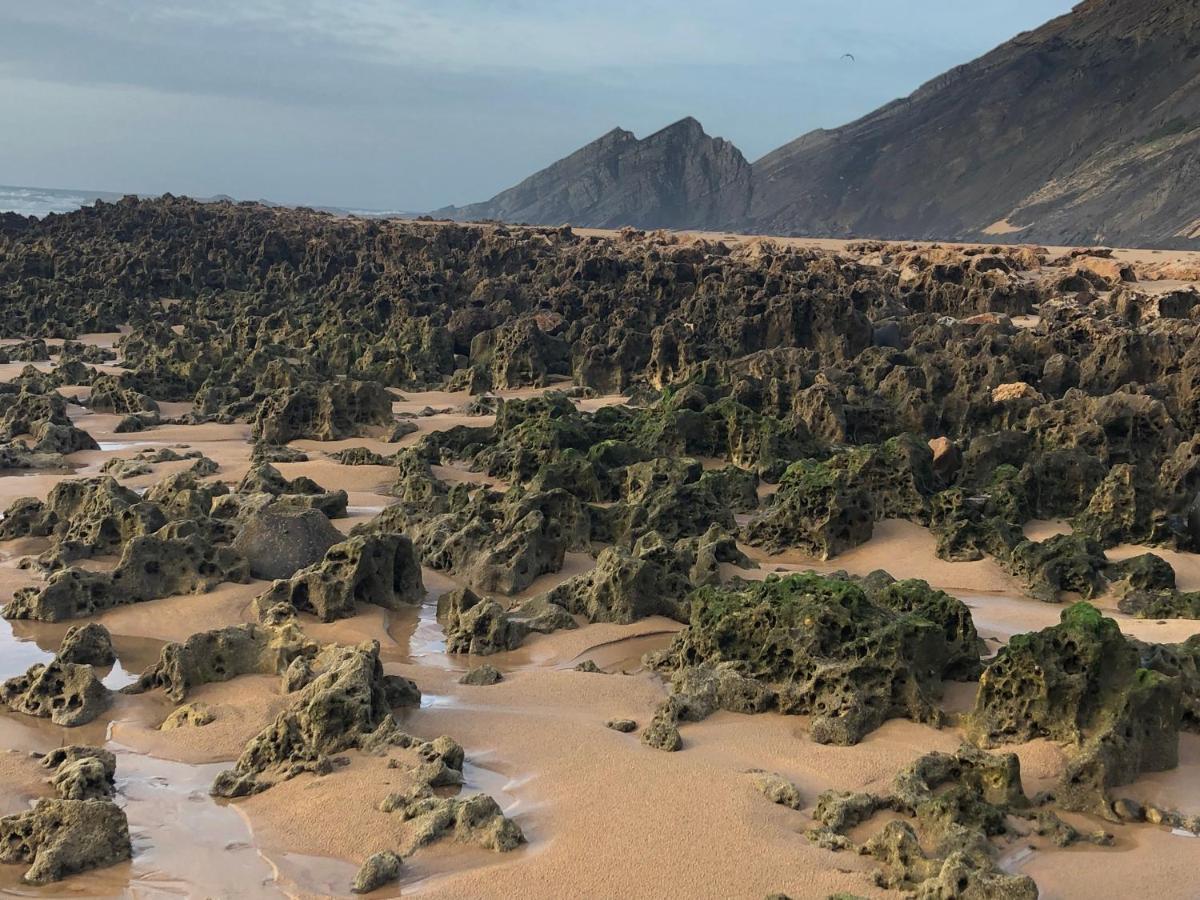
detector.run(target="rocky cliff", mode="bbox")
[437,117,752,230]
[442,0,1200,248]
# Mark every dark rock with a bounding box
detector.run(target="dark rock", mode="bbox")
[459,664,503,686]
[57,623,116,667]
[232,504,344,580]
[351,850,402,894]
[255,534,423,623]
[1,659,110,727]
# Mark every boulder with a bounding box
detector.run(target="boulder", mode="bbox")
[232,504,343,580]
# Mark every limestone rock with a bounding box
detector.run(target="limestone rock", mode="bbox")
[459,664,503,686]
[161,702,216,730]
[748,771,803,810]
[211,642,403,797]
[438,587,527,655]
[128,622,317,702]
[351,850,402,894]
[967,603,1181,815]
[0,798,131,885]
[2,660,111,726]
[256,534,423,622]
[57,623,116,667]
[651,572,978,745]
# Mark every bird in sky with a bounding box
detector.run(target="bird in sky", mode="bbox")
[841,53,856,62]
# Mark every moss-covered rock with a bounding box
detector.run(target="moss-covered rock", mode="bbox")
[256,533,423,622]
[967,603,1182,815]
[650,572,978,745]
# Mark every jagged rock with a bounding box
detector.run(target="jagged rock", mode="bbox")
[859,574,984,679]
[43,746,117,801]
[0,475,162,554]
[1005,533,1109,602]
[459,664,503,686]
[252,379,394,444]
[330,447,393,466]
[967,603,1181,815]
[127,622,317,702]
[378,486,588,595]
[56,623,116,667]
[509,595,579,635]
[640,711,683,752]
[4,531,250,622]
[388,791,524,856]
[1119,586,1200,619]
[0,799,131,885]
[437,587,527,655]
[231,504,344,580]
[811,747,1036,900]
[650,573,978,745]
[211,642,403,797]
[251,443,309,464]
[741,458,873,559]
[535,544,691,625]
[748,771,803,810]
[160,702,215,729]
[352,850,402,894]
[1,660,111,726]
[1108,552,1176,599]
[237,463,348,518]
[255,533,423,622]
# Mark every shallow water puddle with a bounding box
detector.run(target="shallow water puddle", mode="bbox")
[0,617,54,681]
[0,615,162,687]
[0,716,282,898]
[97,441,168,453]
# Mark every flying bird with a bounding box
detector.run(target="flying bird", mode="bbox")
[841,53,856,63]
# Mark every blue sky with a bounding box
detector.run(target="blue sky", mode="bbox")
[0,1,1077,211]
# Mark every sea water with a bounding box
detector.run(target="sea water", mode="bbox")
[0,183,127,218]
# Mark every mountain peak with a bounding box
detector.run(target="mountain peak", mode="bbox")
[438,117,750,230]
[438,0,1200,247]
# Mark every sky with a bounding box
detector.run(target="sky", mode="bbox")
[0,1,1078,212]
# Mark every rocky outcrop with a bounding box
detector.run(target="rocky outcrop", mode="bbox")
[211,642,416,797]
[255,534,423,622]
[967,603,1182,815]
[647,572,979,746]
[439,117,752,231]
[809,747,1037,900]
[236,464,349,519]
[5,531,250,622]
[437,587,528,656]
[251,379,394,444]
[1,659,111,726]
[0,747,131,884]
[231,504,344,580]
[56,623,116,667]
[127,622,317,702]
[0,798,131,885]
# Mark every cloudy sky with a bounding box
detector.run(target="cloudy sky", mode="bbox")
[0,1,1076,211]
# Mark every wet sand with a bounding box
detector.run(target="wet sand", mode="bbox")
[4,341,1200,899]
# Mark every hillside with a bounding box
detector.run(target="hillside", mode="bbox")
[442,0,1200,248]
[437,117,752,230]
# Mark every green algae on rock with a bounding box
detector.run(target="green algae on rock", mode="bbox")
[648,572,980,745]
[967,602,1182,816]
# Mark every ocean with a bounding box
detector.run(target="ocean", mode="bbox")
[0,184,419,219]
[0,184,128,218]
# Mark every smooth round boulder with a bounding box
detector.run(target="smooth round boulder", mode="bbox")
[231,505,343,581]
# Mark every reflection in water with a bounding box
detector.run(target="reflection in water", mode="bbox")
[0,718,285,898]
